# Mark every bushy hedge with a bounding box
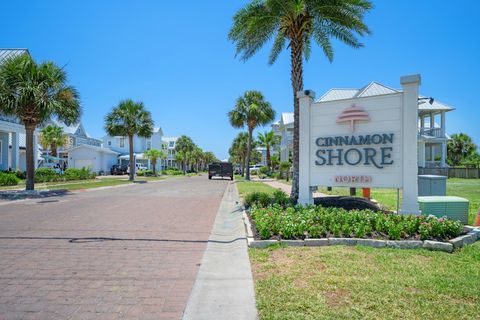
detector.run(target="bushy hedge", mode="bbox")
[162,169,183,175]
[35,167,96,183]
[64,168,96,181]
[35,168,60,182]
[137,169,154,176]
[0,172,20,186]
[250,204,463,241]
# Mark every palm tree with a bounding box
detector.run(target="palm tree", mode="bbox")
[228,91,275,180]
[229,132,249,176]
[144,148,166,176]
[258,131,280,169]
[175,151,186,173]
[40,124,68,158]
[175,135,195,174]
[447,133,478,166]
[0,54,81,190]
[229,0,372,201]
[105,99,154,181]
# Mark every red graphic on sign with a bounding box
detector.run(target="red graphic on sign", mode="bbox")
[336,104,370,132]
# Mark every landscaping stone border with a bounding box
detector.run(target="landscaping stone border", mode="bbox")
[242,211,480,253]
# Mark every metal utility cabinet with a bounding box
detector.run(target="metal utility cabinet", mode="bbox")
[418,175,447,196]
[418,196,469,224]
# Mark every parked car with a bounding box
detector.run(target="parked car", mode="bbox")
[249,165,263,174]
[208,162,233,180]
[110,164,128,175]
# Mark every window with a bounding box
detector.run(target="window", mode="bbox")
[107,140,112,146]
[120,138,125,148]
[161,143,167,150]
[169,141,175,148]
[146,139,151,150]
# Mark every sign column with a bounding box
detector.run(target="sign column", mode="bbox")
[298,90,315,205]
[399,74,421,215]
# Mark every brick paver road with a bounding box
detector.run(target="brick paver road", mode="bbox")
[0,176,229,320]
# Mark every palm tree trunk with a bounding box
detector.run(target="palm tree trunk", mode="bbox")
[290,39,304,203]
[51,144,57,157]
[152,161,157,177]
[25,123,36,191]
[245,127,253,181]
[266,145,271,169]
[128,135,135,181]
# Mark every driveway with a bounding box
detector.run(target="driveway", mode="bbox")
[0,175,229,320]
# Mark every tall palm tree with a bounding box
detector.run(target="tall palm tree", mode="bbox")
[229,0,372,200]
[143,148,166,176]
[40,124,68,157]
[258,130,280,169]
[228,91,275,180]
[0,54,81,190]
[105,99,154,181]
[175,135,195,174]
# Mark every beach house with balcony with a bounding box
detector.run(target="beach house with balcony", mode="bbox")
[273,81,454,169]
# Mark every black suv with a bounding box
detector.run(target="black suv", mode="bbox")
[110,164,128,175]
[208,162,233,180]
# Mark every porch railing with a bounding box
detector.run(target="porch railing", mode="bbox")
[418,127,443,138]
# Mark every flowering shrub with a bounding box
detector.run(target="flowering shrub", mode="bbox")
[250,204,463,241]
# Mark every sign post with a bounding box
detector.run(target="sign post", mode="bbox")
[298,74,421,214]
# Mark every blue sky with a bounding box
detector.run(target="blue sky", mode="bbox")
[1,1,479,159]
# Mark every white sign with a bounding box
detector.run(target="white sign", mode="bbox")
[298,75,421,215]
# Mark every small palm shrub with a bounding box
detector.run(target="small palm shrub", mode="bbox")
[0,172,20,186]
[244,190,291,208]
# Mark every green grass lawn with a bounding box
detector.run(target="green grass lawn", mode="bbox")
[37,178,132,191]
[235,175,277,196]
[250,243,480,320]
[318,178,480,225]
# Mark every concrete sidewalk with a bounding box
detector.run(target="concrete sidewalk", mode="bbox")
[183,182,258,320]
[259,179,330,197]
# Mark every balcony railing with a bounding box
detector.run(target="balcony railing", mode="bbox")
[0,114,22,125]
[418,127,444,138]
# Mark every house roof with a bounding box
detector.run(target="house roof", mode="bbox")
[162,136,178,142]
[0,49,30,63]
[317,81,454,113]
[281,113,294,125]
[67,144,119,155]
[153,127,164,135]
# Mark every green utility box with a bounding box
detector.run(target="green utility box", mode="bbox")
[418,196,469,224]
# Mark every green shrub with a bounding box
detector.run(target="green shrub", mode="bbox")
[64,167,95,181]
[14,170,26,180]
[249,204,464,241]
[35,168,59,182]
[0,172,20,186]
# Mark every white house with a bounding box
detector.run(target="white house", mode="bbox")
[67,144,119,173]
[103,127,165,169]
[274,81,454,169]
[272,112,294,162]
[161,136,179,169]
[0,49,40,172]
